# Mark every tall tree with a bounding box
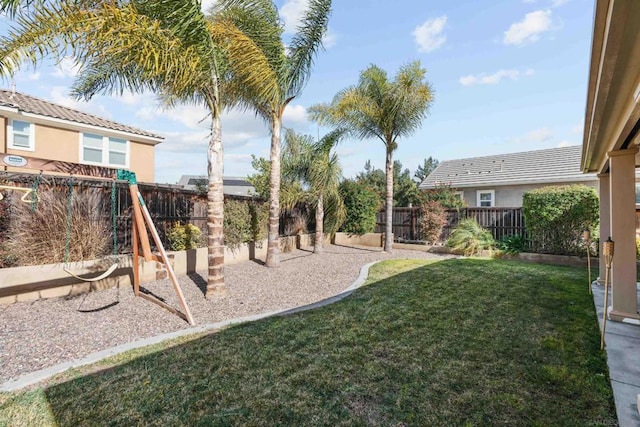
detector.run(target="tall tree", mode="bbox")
[217,0,332,267]
[0,0,279,297]
[281,128,345,254]
[310,62,434,251]
[356,160,423,207]
[414,156,440,183]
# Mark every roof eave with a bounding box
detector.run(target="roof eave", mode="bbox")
[0,105,163,144]
[582,0,640,174]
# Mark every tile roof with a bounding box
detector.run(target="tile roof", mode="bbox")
[0,89,162,140]
[419,145,596,189]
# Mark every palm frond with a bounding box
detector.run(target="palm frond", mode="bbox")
[286,0,331,97]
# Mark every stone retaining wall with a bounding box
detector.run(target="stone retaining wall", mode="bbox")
[0,234,326,305]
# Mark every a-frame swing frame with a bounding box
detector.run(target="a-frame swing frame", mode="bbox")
[2,153,195,325]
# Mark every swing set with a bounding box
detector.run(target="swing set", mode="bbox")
[2,153,195,325]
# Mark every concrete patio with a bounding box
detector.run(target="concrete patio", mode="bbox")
[593,281,640,426]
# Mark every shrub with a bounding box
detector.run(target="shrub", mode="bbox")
[249,201,269,243]
[339,180,380,235]
[224,199,252,250]
[523,185,599,255]
[422,184,466,209]
[497,234,528,254]
[167,223,202,251]
[222,199,269,250]
[5,190,109,266]
[419,200,447,244]
[447,218,495,256]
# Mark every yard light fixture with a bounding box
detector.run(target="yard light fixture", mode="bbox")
[583,230,592,295]
[601,237,614,350]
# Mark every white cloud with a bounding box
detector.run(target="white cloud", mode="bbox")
[523,0,537,3]
[523,127,553,143]
[551,0,570,7]
[26,72,40,81]
[459,68,534,86]
[53,56,81,78]
[282,104,308,125]
[413,16,447,53]
[200,0,217,12]
[322,30,337,49]
[280,0,308,33]
[504,10,552,46]
[510,127,554,144]
[557,140,574,147]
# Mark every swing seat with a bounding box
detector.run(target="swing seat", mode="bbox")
[63,263,118,282]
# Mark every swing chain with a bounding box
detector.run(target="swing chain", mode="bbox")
[111,179,118,256]
[30,171,42,212]
[64,176,74,265]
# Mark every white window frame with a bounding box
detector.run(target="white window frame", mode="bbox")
[7,119,35,151]
[455,190,464,201]
[79,132,130,168]
[477,189,495,207]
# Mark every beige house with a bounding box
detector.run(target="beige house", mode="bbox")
[419,145,598,207]
[0,90,162,182]
[582,0,640,324]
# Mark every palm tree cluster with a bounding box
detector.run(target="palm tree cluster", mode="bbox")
[0,0,435,299]
[0,0,331,295]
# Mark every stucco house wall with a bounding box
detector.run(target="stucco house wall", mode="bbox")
[0,91,160,183]
[458,181,599,208]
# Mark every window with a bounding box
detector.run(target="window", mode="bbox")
[477,190,495,207]
[636,183,640,205]
[8,119,35,151]
[81,133,129,167]
[455,191,464,201]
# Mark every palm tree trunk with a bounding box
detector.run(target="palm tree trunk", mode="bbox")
[205,112,226,298]
[384,147,394,252]
[265,116,281,267]
[314,194,324,254]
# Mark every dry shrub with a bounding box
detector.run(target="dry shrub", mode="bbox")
[5,189,109,266]
[419,200,447,244]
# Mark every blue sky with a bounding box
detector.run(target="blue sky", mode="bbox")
[0,0,594,184]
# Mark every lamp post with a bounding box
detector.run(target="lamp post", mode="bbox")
[601,237,614,350]
[583,229,592,294]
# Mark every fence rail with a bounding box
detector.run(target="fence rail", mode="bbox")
[1,171,315,260]
[376,207,525,243]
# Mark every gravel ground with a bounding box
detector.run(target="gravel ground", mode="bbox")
[0,245,447,383]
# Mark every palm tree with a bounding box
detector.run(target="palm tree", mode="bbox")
[309,61,434,252]
[216,0,332,267]
[0,0,279,297]
[281,128,345,254]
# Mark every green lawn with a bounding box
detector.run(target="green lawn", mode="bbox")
[0,259,616,426]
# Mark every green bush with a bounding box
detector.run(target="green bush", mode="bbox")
[167,223,202,251]
[339,180,380,235]
[447,218,495,256]
[223,199,269,250]
[422,184,466,209]
[523,185,599,255]
[224,199,252,250]
[497,234,528,255]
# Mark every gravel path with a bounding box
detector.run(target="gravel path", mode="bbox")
[0,245,447,383]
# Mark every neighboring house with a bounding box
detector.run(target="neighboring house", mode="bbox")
[178,175,256,197]
[0,89,162,182]
[419,145,598,207]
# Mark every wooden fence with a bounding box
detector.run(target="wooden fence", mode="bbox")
[0,172,266,255]
[0,171,316,257]
[376,207,525,243]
